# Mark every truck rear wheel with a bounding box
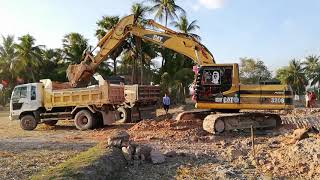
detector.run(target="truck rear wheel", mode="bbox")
[44,120,58,126]
[74,110,95,130]
[20,115,38,131]
[117,107,129,123]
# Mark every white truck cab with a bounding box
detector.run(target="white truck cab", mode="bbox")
[10,83,43,121]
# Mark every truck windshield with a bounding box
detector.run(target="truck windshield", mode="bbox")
[12,86,28,100]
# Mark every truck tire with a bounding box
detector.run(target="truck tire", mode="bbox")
[117,107,129,123]
[44,120,58,126]
[20,115,38,131]
[74,110,95,130]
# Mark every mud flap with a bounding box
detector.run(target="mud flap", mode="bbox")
[99,110,119,125]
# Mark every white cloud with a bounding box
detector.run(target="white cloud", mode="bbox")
[197,0,225,10]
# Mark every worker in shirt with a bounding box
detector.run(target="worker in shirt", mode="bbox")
[163,93,171,114]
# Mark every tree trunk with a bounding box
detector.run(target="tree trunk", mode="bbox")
[135,37,142,84]
[113,59,117,75]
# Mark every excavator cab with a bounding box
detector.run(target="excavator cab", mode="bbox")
[194,64,239,104]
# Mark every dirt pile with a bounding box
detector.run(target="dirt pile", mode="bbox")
[128,119,209,142]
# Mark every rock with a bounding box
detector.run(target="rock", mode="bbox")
[107,131,130,148]
[227,148,243,161]
[122,145,133,161]
[150,149,165,164]
[258,159,267,165]
[314,153,320,161]
[135,145,152,161]
[289,128,309,144]
[189,136,198,142]
[266,164,273,171]
[215,166,238,180]
[164,150,177,157]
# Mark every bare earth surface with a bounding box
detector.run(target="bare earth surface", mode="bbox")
[0,106,320,179]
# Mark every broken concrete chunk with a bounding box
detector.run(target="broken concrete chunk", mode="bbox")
[164,150,177,157]
[289,128,309,144]
[122,145,133,161]
[107,131,130,148]
[150,149,165,164]
[135,145,152,161]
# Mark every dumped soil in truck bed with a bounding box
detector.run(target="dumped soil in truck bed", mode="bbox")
[51,81,73,90]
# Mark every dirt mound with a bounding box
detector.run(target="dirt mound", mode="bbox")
[129,119,209,142]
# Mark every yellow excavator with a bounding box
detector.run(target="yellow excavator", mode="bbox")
[67,15,294,134]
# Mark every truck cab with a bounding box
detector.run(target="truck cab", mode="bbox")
[10,83,43,121]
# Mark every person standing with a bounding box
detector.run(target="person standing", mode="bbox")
[310,91,317,108]
[305,91,310,108]
[163,93,171,114]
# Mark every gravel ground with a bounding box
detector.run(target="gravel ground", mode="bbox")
[0,111,97,180]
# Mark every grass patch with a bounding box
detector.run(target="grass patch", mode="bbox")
[31,143,109,180]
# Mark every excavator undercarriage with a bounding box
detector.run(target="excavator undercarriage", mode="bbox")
[176,110,282,134]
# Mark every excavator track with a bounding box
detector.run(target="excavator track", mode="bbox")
[202,112,282,134]
[176,110,282,134]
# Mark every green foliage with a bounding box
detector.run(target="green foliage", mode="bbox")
[148,0,186,27]
[239,57,272,84]
[95,16,120,40]
[275,59,307,95]
[62,33,89,64]
[303,55,320,86]
[171,15,201,41]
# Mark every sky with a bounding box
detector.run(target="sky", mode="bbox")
[0,0,320,71]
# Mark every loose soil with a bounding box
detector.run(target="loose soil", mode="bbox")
[0,106,319,179]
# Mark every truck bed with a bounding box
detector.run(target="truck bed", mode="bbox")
[41,80,125,110]
[124,85,160,105]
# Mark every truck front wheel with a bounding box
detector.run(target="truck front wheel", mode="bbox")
[74,110,95,130]
[20,115,38,131]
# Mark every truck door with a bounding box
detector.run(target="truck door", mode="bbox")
[11,85,29,111]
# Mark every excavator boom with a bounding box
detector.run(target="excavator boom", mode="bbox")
[67,14,215,87]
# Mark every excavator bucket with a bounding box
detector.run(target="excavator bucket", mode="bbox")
[67,63,94,88]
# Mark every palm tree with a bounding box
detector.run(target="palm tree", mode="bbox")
[62,33,89,64]
[131,3,153,84]
[303,55,320,86]
[15,34,44,82]
[0,35,17,87]
[171,15,201,40]
[276,59,307,95]
[148,0,186,27]
[95,16,121,75]
[95,16,120,40]
[132,3,149,20]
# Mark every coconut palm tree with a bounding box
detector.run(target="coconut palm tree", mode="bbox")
[95,16,120,40]
[0,35,18,86]
[62,33,89,64]
[132,3,149,20]
[303,55,320,86]
[148,0,186,27]
[276,59,307,95]
[171,15,201,40]
[15,34,44,82]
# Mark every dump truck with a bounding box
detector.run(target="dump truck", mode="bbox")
[9,79,125,130]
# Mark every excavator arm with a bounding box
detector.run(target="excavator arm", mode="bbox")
[67,14,215,87]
